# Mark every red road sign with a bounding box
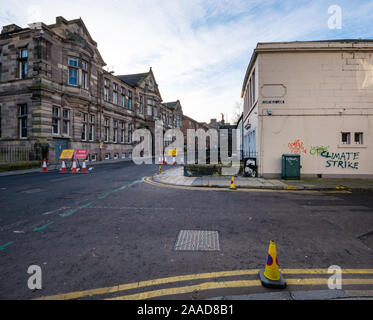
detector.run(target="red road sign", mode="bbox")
[74,149,89,159]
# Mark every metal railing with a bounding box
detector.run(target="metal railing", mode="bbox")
[0,145,36,163]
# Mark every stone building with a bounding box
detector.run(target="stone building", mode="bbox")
[0,16,182,163]
[242,40,373,178]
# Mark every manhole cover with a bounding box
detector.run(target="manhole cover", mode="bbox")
[174,230,220,251]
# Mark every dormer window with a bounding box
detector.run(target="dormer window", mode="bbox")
[148,79,153,89]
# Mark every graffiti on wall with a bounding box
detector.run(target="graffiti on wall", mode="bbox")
[320,151,360,169]
[310,145,329,156]
[285,139,361,170]
[288,139,307,154]
[244,158,257,177]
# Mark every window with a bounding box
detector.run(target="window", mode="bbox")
[128,91,132,110]
[176,114,181,127]
[81,60,88,89]
[113,120,118,143]
[18,48,28,79]
[121,88,126,107]
[127,124,132,143]
[89,115,95,141]
[139,96,143,113]
[91,154,97,162]
[104,78,110,101]
[354,132,363,145]
[148,79,153,89]
[113,83,118,105]
[147,99,153,116]
[104,118,110,142]
[153,102,158,117]
[62,108,70,136]
[18,104,28,138]
[52,106,60,135]
[105,153,110,160]
[81,113,87,141]
[341,132,351,145]
[120,121,125,143]
[68,58,79,86]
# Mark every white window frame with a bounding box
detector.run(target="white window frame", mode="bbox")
[52,106,60,135]
[113,120,118,143]
[18,104,28,139]
[89,115,95,142]
[354,132,364,145]
[341,132,351,145]
[81,113,88,141]
[62,108,70,136]
[104,118,110,143]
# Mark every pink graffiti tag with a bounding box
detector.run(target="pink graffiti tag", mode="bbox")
[288,139,307,154]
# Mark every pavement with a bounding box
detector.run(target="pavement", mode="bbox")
[210,289,373,300]
[153,166,373,191]
[1,162,373,300]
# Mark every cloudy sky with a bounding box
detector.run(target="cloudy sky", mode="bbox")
[1,0,373,123]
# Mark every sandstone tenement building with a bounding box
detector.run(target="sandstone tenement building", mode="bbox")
[0,16,183,163]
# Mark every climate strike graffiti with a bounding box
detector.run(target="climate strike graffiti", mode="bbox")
[320,151,360,169]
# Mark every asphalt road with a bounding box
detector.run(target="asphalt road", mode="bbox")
[0,161,373,300]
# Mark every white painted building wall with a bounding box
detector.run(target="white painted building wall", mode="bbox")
[242,41,373,178]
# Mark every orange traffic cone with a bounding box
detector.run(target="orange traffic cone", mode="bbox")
[259,240,286,289]
[71,159,77,173]
[172,156,176,166]
[41,159,48,172]
[60,160,67,173]
[158,156,162,165]
[163,156,167,165]
[81,160,88,173]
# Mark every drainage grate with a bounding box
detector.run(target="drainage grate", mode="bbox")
[174,230,220,251]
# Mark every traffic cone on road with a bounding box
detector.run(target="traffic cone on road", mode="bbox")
[60,160,67,173]
[158,156,162,165]
[230,176,236,190]
[259,240,286,289]
[80,160,88,174]
[41,159,48,172]
[163,156,167,165]
[172,156,176,166]
[71,159,77,174]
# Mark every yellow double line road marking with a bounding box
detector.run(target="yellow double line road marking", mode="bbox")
[109,278,373,300]
[36,268,373,300]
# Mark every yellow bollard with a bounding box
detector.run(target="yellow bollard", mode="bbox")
[159,165,162,174]
[230,176,236,190]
